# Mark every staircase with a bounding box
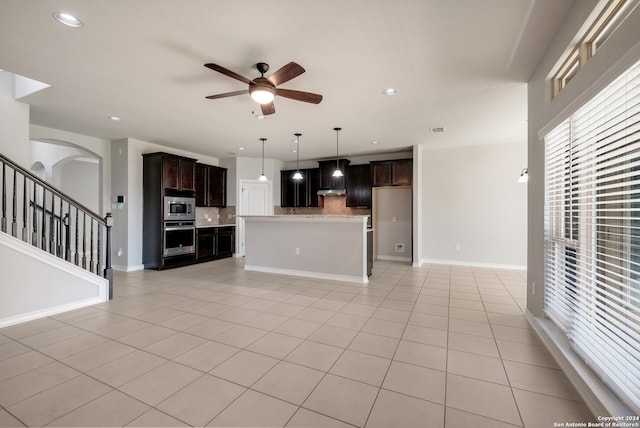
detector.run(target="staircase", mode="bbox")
[0,152,113,328]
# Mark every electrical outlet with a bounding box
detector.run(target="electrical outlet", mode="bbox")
[295,247,300,255]
[455,244,461,251]
[117,248,122,257]
[532,281,536,295]
[395,243,404,253]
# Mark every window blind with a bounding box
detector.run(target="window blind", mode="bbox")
[544,58,640,414]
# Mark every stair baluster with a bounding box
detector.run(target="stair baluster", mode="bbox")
[0,152,113,299]
[12,169,17,237]
[1,163,6,233]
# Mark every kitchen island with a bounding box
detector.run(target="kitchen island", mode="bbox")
[242,215,370,284]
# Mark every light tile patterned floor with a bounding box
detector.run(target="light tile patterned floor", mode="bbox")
[0,258,595,427]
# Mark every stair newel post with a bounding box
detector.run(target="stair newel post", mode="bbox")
[12,169,17,237]
[1,162,6,234]
[104,212,113,299]
[22,177,28,242]
[82,212,87,270]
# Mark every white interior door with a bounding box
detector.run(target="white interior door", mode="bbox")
[237,180,273,256]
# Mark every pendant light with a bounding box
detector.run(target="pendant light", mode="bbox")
[258,138,268,182]
[293,133,303,180]
[332,127,343,177]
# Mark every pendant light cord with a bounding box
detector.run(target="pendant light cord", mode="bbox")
[334,127,342,169]
[295,133,301,172]
[259,138,267,180]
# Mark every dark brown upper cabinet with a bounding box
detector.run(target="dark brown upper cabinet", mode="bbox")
[195,163,227,207]
[371,159,412,186]
[162,154,196,192]
[318,159,351,189]
[281,168,320,208]
[345,164,372,207]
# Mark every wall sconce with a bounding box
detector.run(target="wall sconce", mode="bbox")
[518,168,529,183]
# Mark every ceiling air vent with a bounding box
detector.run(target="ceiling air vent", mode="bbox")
[430,127,446,133]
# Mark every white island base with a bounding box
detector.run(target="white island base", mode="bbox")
[242,215,369,284]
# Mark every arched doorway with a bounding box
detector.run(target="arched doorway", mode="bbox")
[30,139,102,214]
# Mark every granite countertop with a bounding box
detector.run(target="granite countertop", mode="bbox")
[196,223,235,228]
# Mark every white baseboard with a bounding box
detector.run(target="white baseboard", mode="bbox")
[377,255,412,262]
[420,258,526,270]
[244,264,368,284]
[525,310,634,417]
[112,264,144,272]
[0,296,105,329]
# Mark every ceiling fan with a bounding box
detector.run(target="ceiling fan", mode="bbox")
[204,62,323,115]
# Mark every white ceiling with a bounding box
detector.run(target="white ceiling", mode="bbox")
[0,0,575,163]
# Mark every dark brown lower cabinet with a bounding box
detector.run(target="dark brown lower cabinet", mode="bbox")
[217,227,235,258]
[196,226,235,262]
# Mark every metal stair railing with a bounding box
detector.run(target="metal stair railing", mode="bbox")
[0,152,113,299]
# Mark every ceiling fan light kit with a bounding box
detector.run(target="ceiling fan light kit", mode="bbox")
[205,61,322,116]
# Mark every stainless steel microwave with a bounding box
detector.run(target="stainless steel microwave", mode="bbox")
[164,196,195,221]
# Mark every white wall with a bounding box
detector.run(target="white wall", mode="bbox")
[220,157,237,206]
[59,158,100,213]
[420,141,527,268]
[0,72,30,166]
[375,187,412,261]
[0,232,107,328]
[30,125,112,217]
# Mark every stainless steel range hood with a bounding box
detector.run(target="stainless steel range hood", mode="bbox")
[317,188,346,196]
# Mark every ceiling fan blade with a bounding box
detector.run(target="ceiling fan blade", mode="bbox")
[261,102,276,115]
[268,62,305,86]
[205,90,248,99]
[276,88,323,104]
[204,63,254,85]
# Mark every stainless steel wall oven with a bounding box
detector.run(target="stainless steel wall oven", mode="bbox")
[163,221,195,257]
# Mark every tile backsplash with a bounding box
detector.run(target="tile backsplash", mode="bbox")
[195,206,236,226]
[198,198,369,226]
[274,195,370,217]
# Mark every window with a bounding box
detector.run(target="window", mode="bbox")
[551,0,639,98]
[544,58,640,413]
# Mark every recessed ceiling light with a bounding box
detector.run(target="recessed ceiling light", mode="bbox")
[430,127,446,133]
[238,147,245,151]
[371,140,379,145]
[108,116,121,121]
[254,114,265,120]
[291,149,297,153]
[53,12,83,28]
[383,88,398,96]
